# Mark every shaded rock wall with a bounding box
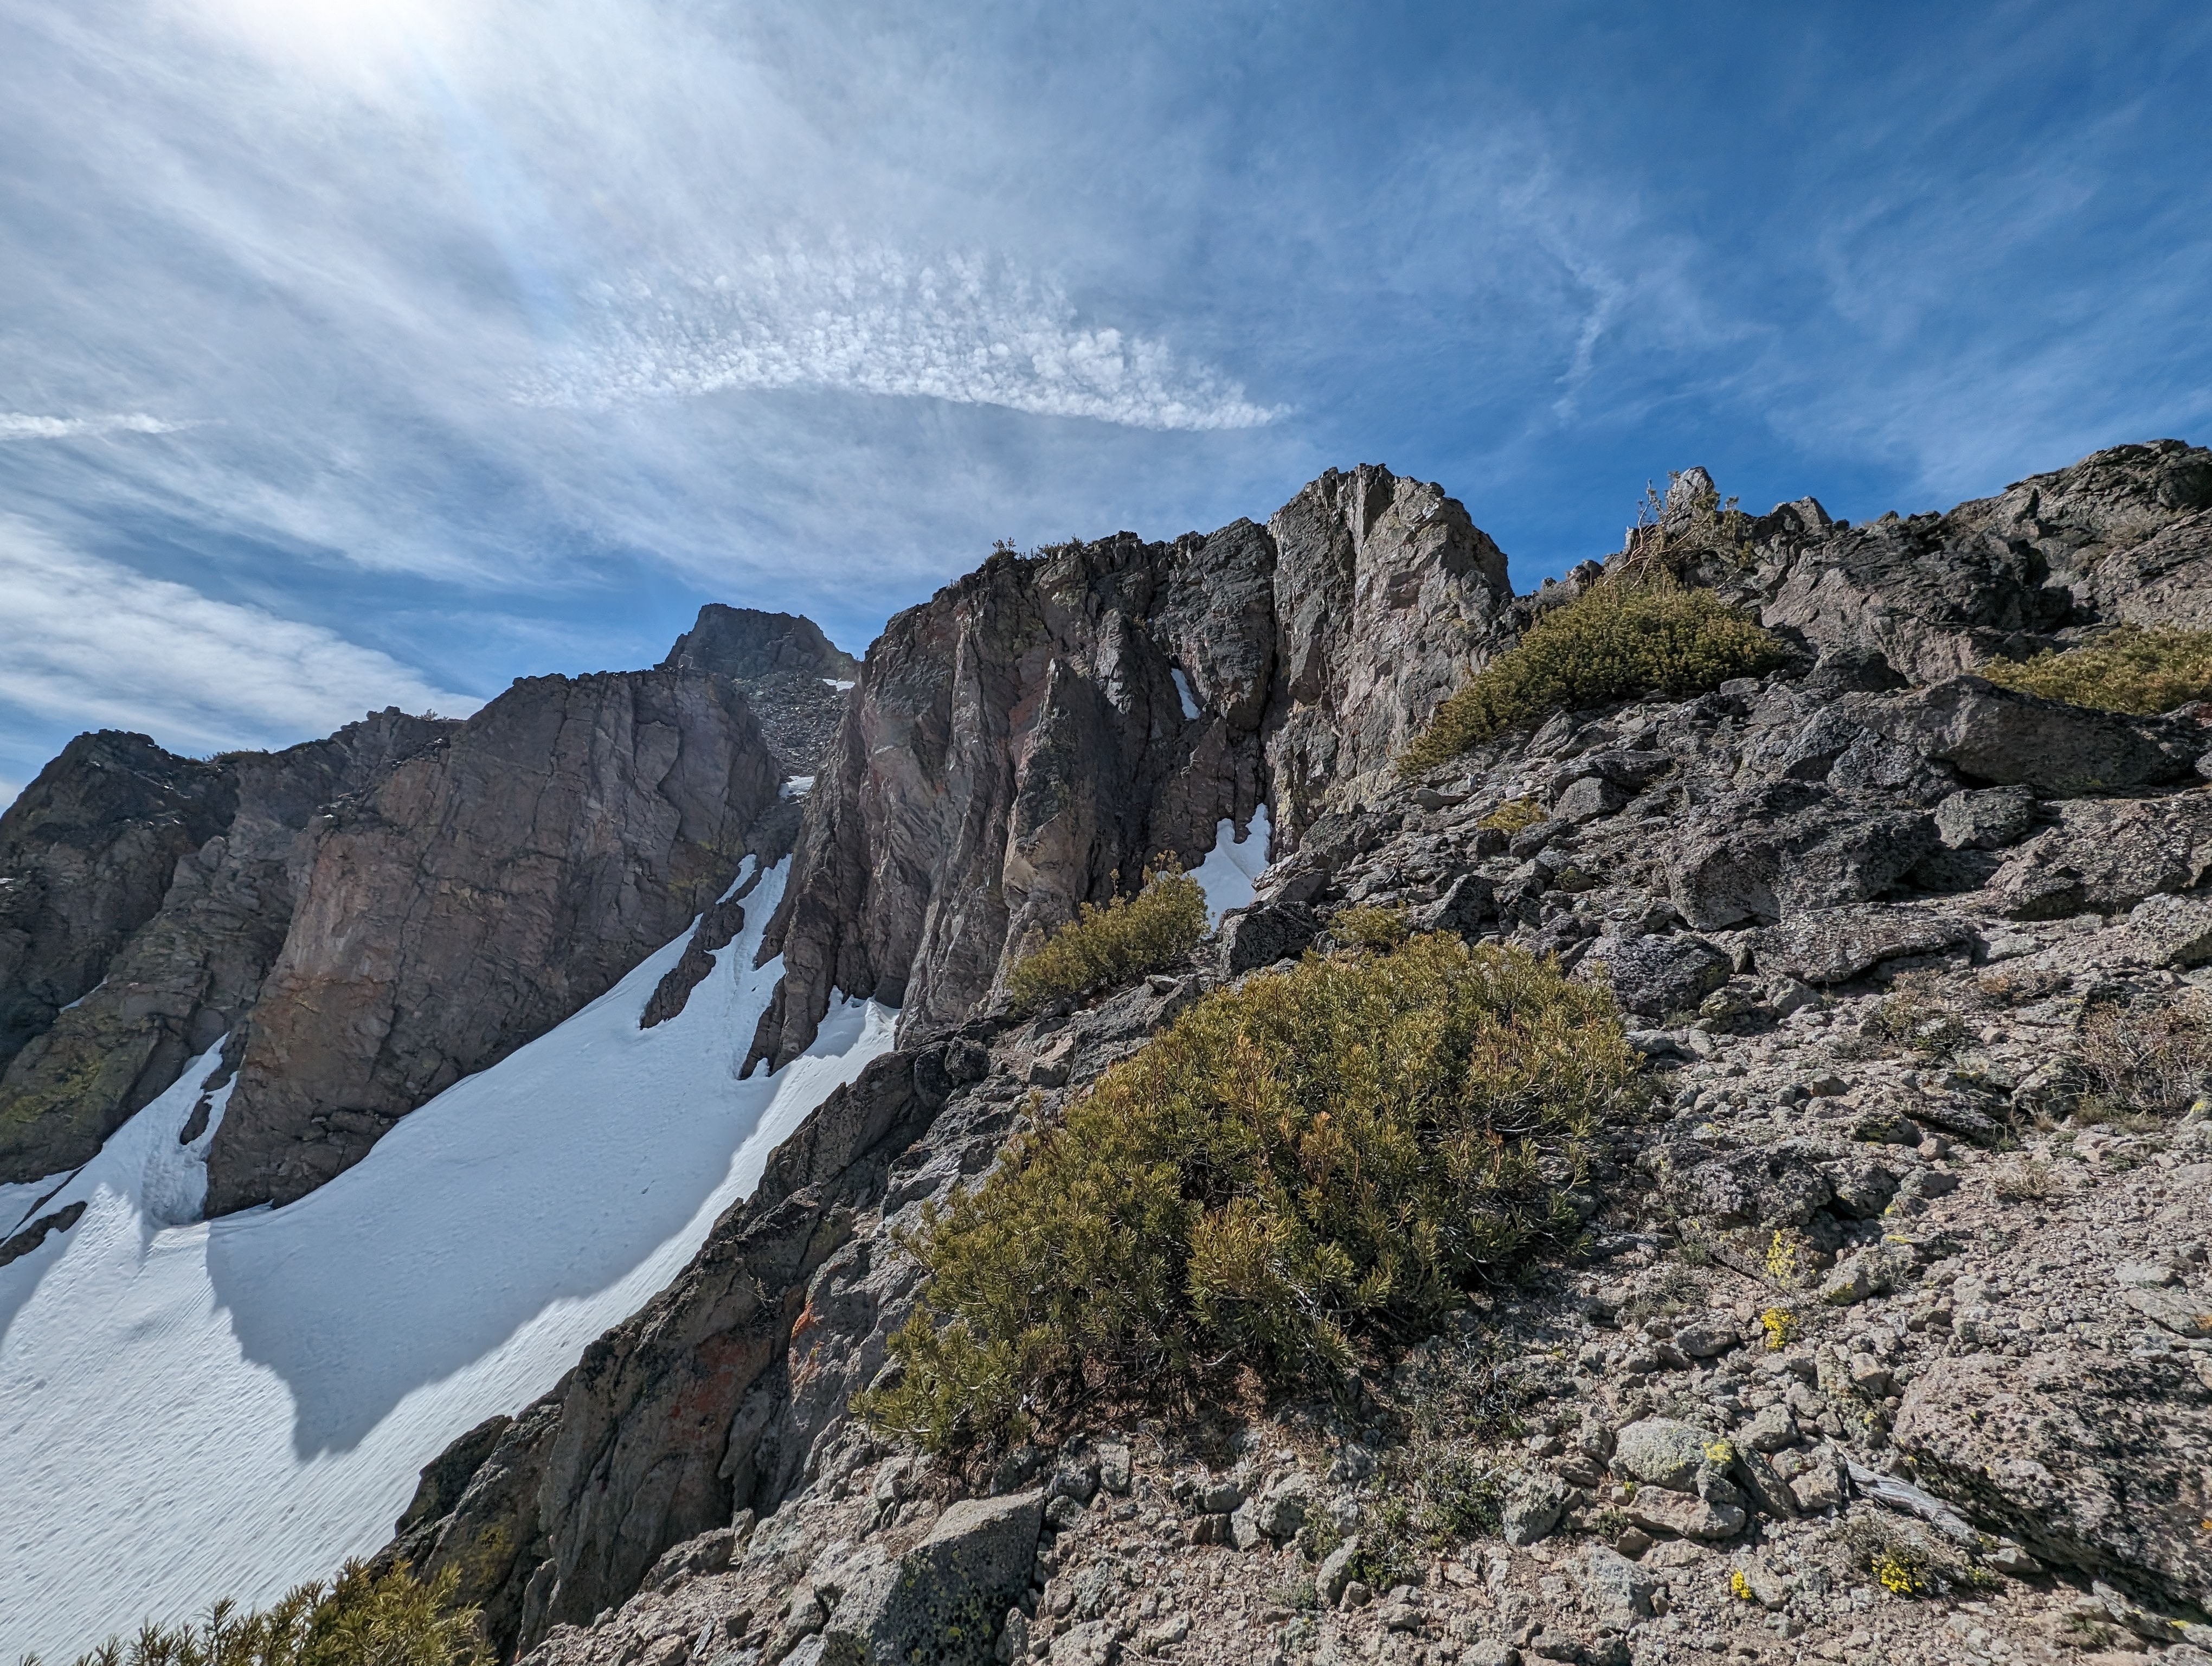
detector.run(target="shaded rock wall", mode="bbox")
[0,715,448,1183]
[204,670,781,1214]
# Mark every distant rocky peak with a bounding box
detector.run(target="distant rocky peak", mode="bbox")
[660,605,859,685]
[660,605,859,775]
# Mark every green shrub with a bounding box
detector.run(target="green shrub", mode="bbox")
[857,933,1639,1456]
[1005,863,1208,1011]
[1980,626,2212,715]
[1399,579,1785,774]
[1328,902,1409,952]
[33,1562,487,1666]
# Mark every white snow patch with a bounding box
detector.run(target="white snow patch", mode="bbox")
[780,775,816,800]
[821,678,856,691]
[1188,806,1271,926]
[59,978,104,1014]
[1171,669,1201,721]
[0,857,892,1658]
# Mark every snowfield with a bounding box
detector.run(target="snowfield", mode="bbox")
[0,858,894,1661]
[1188,806,1271,924]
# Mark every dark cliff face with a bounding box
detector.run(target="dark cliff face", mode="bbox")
[0,733,237,1100]
[661,604,861,776]
[202,669,782,1214]
[0,712,452,1184]
[748,464,1510,1069]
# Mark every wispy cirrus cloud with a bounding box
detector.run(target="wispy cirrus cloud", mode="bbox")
[517,249,1284,431]
[0,413,205,441]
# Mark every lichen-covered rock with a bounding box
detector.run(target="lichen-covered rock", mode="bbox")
[1894,1347,2212,1609]
[821,1491,1044,1666]
[1748,904,1973,986]
[1587,934,1730,1020]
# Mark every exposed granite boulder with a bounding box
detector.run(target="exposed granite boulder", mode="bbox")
[1587,933,1730,1019]
[1933,785,2042,850]
[1662,784,1939,929]
[819,1491,1044,1666]
[1867,676,2207,796]
[661,605,860,774]
[1748,904,1975,985]
[205,670,779,1213]
[1985,791,2212,920]
[1218,901,1319,976]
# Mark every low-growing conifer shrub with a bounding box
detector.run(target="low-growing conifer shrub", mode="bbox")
[1980,626,2212,715]
[1005,862,1207,1011]
[858,932,1639,1457]
[1328,902,1410,952]
[1399,578,1785,774]
[34,1561,486,1666]
[1475,797,1546,836]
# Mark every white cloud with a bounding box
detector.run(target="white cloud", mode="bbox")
[516,249,1285,432]
[0,520,480,754]
[0,413,204,441]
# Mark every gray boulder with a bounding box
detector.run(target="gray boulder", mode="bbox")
[1934,785,2042,850]
[1748,904,1973,985]
[1611,1419,1713,1492]
[822,1490,1045,1666]
[1587,934,1731,1020]
[1876,676,2204,796]
[1578,1545,1661,1629]
[1987,792,2212,919]
[1664,784,1939,929]
[1219,901,1320,976]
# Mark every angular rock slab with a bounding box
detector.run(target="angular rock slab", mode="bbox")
[1893,1348,2212,1609]
[1749,905,1974,985]
[825,1490,1046,1666]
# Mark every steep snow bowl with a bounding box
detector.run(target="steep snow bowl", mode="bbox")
[1188,806,1271,924]
[0,857,894,1659]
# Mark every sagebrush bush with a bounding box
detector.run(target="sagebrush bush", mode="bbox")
[1980,626,2212,715]
[1005,863,1208,1011]
[858,933,1639,1456]
[34,1562,486,1666]
[1399,578,1786,773]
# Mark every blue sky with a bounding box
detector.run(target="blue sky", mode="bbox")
[4,1,2210,805]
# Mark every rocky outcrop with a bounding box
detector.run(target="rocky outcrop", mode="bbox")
[0,733,236,1097]
[0,714,448,1183]
[749,466,1510,1069]
[204,670,781,1213]
[369,441,2212,1666]
[1716,439,2212,681]
[661,606,860,775]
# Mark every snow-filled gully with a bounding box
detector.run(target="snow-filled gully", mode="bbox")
[0,858,894,1659]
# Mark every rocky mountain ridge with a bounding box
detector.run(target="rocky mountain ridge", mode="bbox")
[364,440,2212,1666]
[11,442,2212,1666]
